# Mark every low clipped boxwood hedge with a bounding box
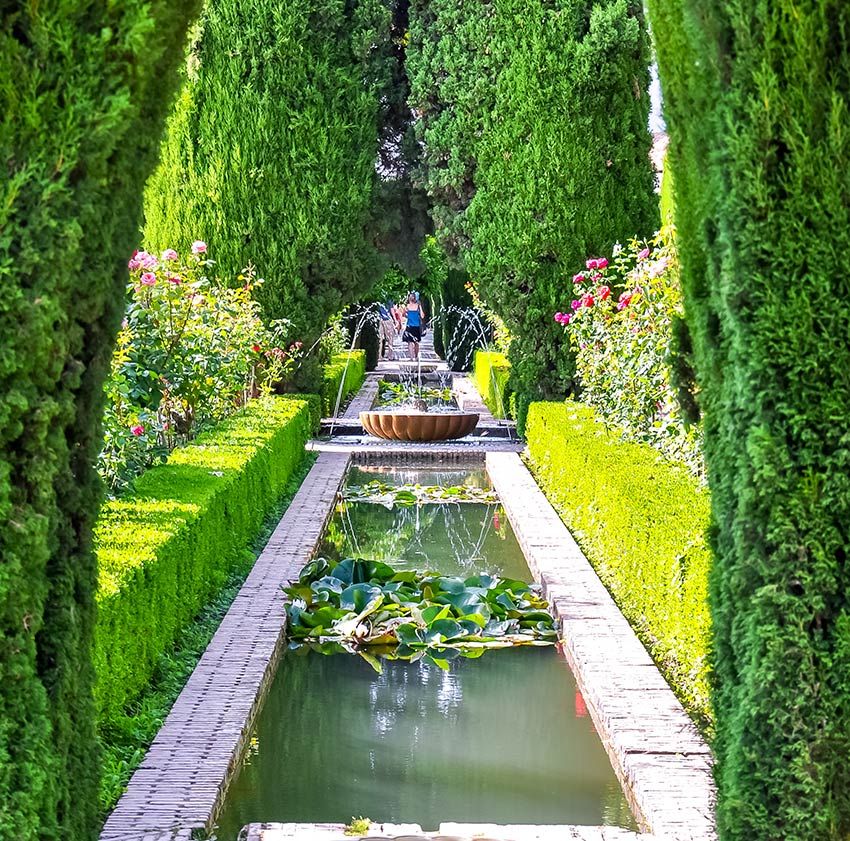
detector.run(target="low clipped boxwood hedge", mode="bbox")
[322,350,366,415]
[473,350,511,419]
[525,401,712,728]
[93,396,311,719]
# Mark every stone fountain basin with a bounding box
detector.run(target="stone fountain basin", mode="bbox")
[360,410,479,441]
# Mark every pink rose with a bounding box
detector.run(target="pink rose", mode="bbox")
[570,299,581,311]
[128,257,141,271]
[140,272,156,286]
[617,291,633,310]
[597,257,609,269]
[585,258,598,270]
[192,240,207,255]
[598,285,611,301]
[131,424,144,436]
[572,273,585,284]
[137,251,158,270]
[637,248,650,261]
[162,248,179,262]
[554,312,564,322]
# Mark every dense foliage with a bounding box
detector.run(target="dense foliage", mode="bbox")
[0,2,200,836]
[473,351,512,419]
[94,397,310,719]
[285,557,557,672]
[555,231,703,475]
[408,0,657,430]
[143,0,391,344]
[100,244,301,491]
[647,2,850,836]
[525,401,712,726]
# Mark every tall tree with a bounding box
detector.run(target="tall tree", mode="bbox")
[408,0,656,429]
[647,2,850,837]
[143,0,392,343]
[0,1,200,837]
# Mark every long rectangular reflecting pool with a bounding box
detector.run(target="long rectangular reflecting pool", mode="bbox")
[212,464,635,838]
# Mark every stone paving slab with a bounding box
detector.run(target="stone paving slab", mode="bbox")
[100,453,351,841]
[486,453,716,841]
[240,823,657,841]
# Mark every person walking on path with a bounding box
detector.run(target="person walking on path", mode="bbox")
[402,291,426,361]
[378,300,397,361]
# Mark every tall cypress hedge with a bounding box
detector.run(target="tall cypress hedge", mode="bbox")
[408,0,656,429]
[407,0,496,258]
[143,0,391,341]
[0,2,199,837]
[647,2,850,837]
[467,0,656,428]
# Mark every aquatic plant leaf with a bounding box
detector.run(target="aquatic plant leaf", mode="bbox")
[357,650,384,674]
[420,604,452,624]
[426,618,466,641]
[340,583,384,612]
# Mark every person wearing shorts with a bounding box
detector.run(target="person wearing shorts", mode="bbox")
[377,300,396,360]
[402,292,426,361]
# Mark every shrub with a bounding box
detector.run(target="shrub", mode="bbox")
[526,401,712,727]
[0,2,200,835]
[554,231,703,476]
[93,397,310,719]
[143,0,390,343]
[648,2,850,835]
[321,351,367,416]
[100,245,301,492]
[473,351,512,419]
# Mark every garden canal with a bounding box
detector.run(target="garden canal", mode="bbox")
[212,464,636,839]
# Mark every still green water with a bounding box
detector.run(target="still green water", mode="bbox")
[214,648,634,838]
[213,467,635,838]
[322,500,528,581]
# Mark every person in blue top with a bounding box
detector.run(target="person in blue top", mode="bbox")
[402,291,426,361]
[377,300,397,361]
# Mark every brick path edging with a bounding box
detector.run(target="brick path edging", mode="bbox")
[100,453,351,841]
[486,453,716,841]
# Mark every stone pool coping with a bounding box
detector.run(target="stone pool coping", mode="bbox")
[240,823,657,841]
[100,452,351,841]
[486,453,717,841]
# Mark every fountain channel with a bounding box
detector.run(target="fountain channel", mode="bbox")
[212,464,637,839]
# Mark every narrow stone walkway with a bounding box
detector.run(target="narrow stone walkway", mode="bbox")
[100,454,350,841]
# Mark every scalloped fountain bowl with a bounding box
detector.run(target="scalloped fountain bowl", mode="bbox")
[359,410,479,441]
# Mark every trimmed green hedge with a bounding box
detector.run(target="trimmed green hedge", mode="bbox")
[285,392,322,434]
[473,351,512,419]
[525,401,712,727]
[2,3,201,834]
[322,350,367,415]
[93,397,310,719]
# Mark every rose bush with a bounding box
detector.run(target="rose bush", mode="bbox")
[555,229,703,477]
[99,244,300,492]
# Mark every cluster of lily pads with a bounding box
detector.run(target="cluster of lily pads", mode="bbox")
[378,381,453,407]
[284,557,558,672]
[342,480,499,507]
